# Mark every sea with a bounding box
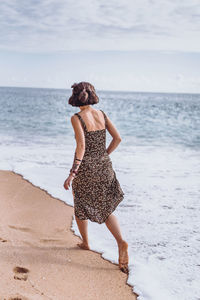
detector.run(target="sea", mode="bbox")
[0,86,200,300]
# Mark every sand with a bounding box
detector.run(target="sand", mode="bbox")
[0,170,138,300]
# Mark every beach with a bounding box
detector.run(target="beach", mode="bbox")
[0,170,138,300]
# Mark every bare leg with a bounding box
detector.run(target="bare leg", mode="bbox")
[75,216,90,250]
[72,188,90,250]
[105,213,129,274]
[105,213,123,245]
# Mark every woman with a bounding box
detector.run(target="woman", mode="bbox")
[64,82,129,274]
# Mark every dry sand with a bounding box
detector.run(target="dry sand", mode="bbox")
[0,170,138,300]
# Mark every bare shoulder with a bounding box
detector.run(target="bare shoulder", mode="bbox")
[70,114,81,128]
[98,109,108,117]
[71,114,78,121]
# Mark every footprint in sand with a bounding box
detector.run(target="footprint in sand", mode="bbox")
[13,266,29,281]
[0,237,7,243]
[7,295,29,300]
[9,225,31,232]
[40,238,61,243]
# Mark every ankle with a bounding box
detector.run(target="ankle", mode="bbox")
[83,240,89,245]
[117,239,125,246]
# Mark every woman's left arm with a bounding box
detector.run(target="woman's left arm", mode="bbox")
[64,115,85,190]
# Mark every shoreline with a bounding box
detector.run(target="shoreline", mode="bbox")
[0,170,138,299]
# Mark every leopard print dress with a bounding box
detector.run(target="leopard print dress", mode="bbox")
[72,110,124,224]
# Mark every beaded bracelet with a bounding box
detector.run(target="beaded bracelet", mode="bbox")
[69,172,76,178]
[69,168,78,178]
[69,157,81,178]
[70,168,78,174]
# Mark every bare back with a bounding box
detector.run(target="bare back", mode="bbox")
[78,108,122,140]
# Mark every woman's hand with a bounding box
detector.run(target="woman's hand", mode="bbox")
[63,174,74,190]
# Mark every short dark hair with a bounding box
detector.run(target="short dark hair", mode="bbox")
[68,81,99,107]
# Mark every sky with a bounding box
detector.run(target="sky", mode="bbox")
[0,0,200,93]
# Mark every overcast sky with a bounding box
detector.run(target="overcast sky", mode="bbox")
[0,0,200,93]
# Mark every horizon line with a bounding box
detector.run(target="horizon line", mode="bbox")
[0,85,200,96]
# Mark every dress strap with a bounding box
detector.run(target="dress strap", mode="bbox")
[74,113,87,132]
[100,110,108,128]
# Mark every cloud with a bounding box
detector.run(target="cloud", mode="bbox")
[0,0,200,52]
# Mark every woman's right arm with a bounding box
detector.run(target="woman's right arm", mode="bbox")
[106,115,122,155]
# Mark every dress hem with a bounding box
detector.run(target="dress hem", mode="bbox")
[74,192,124,224]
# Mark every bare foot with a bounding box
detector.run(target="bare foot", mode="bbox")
[77,241,90,250]
[118,240,129,274]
